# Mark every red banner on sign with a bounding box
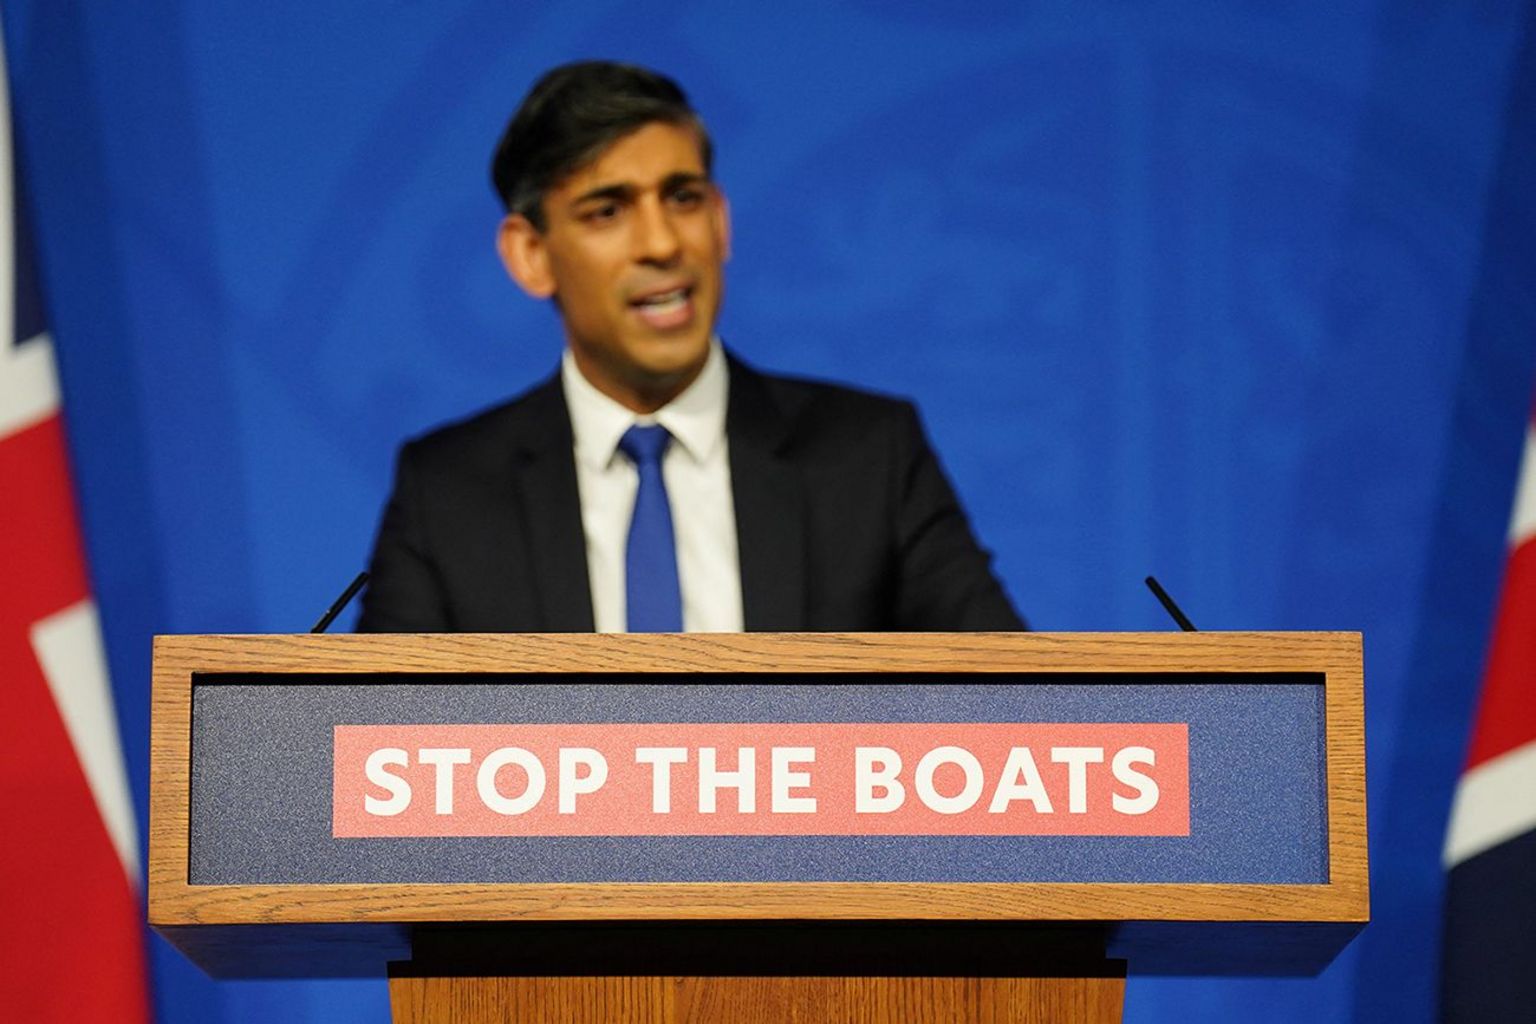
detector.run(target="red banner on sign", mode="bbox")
[334,722,1189,838]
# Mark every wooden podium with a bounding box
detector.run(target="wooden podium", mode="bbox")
[148,632,1368,1023]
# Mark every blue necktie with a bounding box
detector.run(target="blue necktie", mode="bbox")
[619,424,682,632]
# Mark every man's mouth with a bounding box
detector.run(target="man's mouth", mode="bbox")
[629,286,695,330]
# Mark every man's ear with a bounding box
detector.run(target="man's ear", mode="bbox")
[497,213,556,299]
[715,192,732,263]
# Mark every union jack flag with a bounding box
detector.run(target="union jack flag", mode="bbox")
[1441,397,1536,1021]
[0,20,150,1021]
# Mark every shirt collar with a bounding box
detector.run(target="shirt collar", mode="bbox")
[562,339,729,470]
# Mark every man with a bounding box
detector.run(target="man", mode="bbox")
[359,61,1022,634]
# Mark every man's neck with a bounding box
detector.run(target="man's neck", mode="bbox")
[562,340,729,467]
[567,352,704,414]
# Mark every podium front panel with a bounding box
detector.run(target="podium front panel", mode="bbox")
[149,632,1367,977]
[188,671,1325,885]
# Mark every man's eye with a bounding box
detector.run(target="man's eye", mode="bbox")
[581,202,621,223]
[669,188,704,208]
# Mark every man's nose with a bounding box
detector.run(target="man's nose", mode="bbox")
[633,198,681,264]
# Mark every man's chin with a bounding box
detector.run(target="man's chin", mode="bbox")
[623,342,710,402]
[629,334,711,376]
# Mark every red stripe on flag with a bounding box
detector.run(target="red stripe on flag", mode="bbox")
[0,414,89,620]
[1465,535,1536,770]
[0,414,150,1021]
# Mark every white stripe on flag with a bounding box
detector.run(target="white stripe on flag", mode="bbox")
[1511,424,1536,549]
[1444,738,1536,867]
[30,599,142,882]
[0,18,58,442]
[0,328,60,440]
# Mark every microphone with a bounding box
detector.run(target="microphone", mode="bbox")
[311,571,369,633]
[1144,576,1197,631]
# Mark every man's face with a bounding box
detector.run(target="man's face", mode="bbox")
[498,120,729,412]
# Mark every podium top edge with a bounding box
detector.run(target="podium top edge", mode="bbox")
[150,632,1363,676]
[154,630,1362,641]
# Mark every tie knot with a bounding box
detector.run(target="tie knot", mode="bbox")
[619,424,671,466]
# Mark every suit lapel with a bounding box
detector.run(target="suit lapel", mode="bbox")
[507,375,595,632]
[727,357,806,631]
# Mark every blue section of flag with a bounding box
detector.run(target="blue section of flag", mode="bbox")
[1441,828,1536,1022]
[10,137,43,346]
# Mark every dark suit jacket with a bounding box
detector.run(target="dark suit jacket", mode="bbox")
[357,355,1023,633]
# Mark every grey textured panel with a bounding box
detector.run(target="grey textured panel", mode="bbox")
[188,672,1325,885]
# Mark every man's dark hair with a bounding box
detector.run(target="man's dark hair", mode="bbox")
[490,61,713,231]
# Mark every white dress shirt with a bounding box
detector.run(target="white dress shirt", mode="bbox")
[561,341,744,632]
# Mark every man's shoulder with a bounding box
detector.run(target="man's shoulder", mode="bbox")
[755,367,913,410]
[397,371,565,469]
[731,356,921,443]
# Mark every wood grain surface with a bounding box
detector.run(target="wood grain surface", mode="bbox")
[386,974,1127,1024]
[148,632,1367,931]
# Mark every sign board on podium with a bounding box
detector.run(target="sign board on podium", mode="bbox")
[149,632,1367,1022]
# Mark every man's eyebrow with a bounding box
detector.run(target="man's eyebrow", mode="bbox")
[570,182,636,206]
[660,171,711,190]
[569,172,712,206]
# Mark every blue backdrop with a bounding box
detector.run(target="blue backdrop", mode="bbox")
[5,2,1535,1021]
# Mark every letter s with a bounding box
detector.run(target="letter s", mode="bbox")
[364,747,411,816]
[1112,746,1159,815]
